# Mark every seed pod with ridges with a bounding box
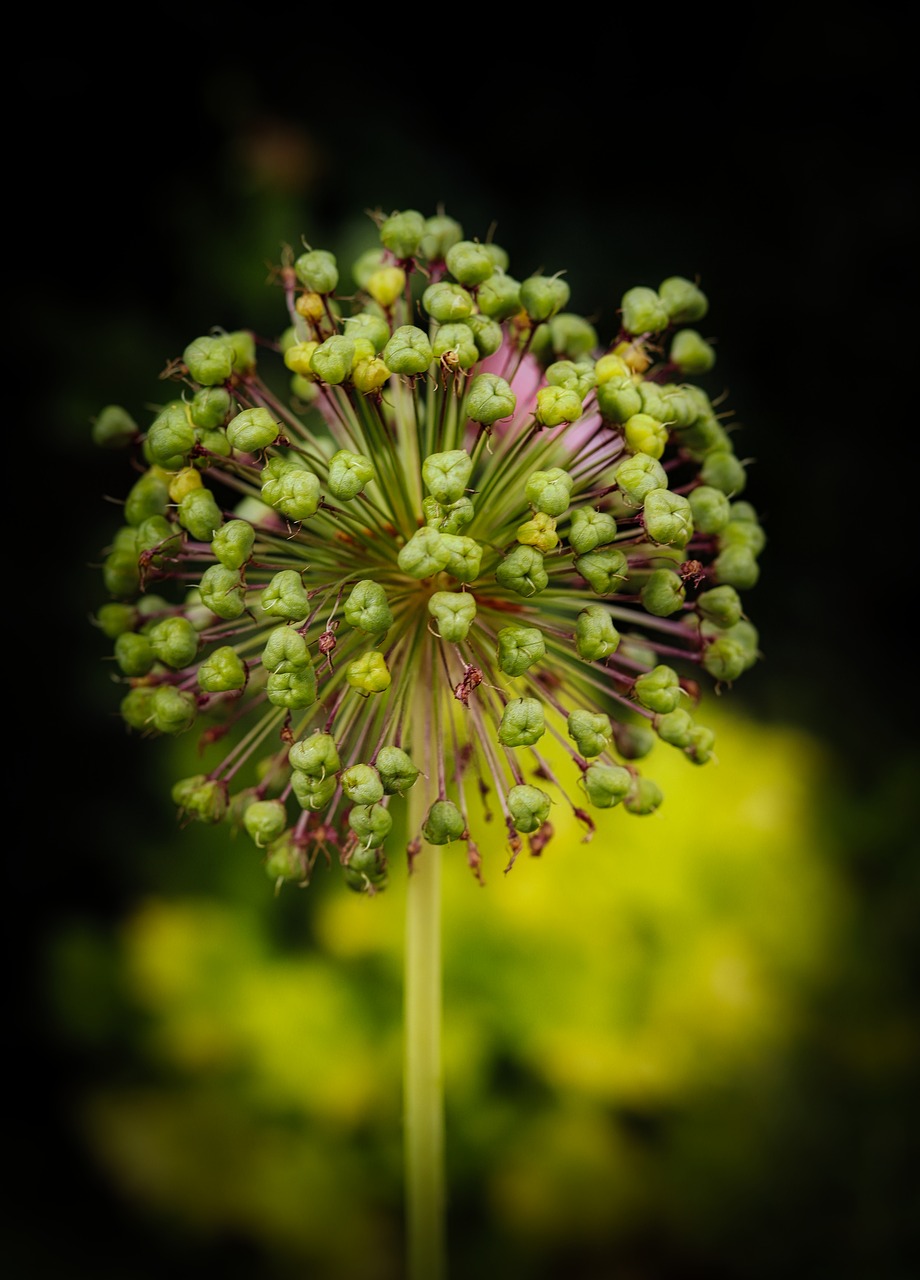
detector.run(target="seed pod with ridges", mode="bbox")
[640,568,686,617]
[183,335,235,386]
[688,485,731,534]
[466,372,516,424]
[534,385,582,427]
[211,518,254,570]
[92,404,138,449]
[445,240,495,286]
[568,508,617,555]
[422,281,474,322]
[198,564,246,619]
[624,777,664,815]
[670,329,715,375]
[620,286,670,335]
[575,548,628,595]
[658,276,708,324]
[520,274,570,323]
[596,377,643,424]
[495,544,548,597]
[516,511,559,552]
[497,625,545,677]
[261,570,309,621]
[261,460,322,522]
[381,209,426,259]
[146,402,195,468]
[498,697,545,748]
[643,489,693,549]
[465,314,503,358]
[150,685,197,735]
[243,798,288,848]
[431,322,479,369]
[633,664,683,714]
[226,407,279,453]
[700,449,747,496]
[423,449,473,505]
[172,774,229,823]
[114,631,155,677]
[475,272,521,320]
[713,545,760,590]
[346,650,391,694]
[420,213,464,261]
[340,763,384,806]
[349,803,393,848]
[697,584,743,628]
[508,784,551,833]
[344,579,393,634]
[428,590,477,642]
[422,799,466,844]
[147,616,199,669]
[376,746,420,795]
[289,732,341,777]
[575,604,620,661]
[584,762,632,808]
[264,831,308,883]
[655,707,695,747]
[567,709,613,757]
[525,467,573,517]
[397,527,452,578]
[383,325,432,376]
[294,248,338,293]
[614,453,668,504]
[198,645,247,693]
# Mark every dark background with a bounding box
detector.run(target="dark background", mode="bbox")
[9,33,919,1280]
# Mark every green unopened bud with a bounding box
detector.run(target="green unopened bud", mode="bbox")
[575,548,628,595]
[383,325,432,375]
[114,631,155,676]
[624,776,664,815]
[583,762,632,808]
[267,663,316,709]
[199,563,246,619]
[507,783,551,834]
[147,402,195,467]
[525,467,573,517]
[211,518,254,569]
[340,763,384,806]
[381,209,426,259]
[640,568,686,617]
[620,286,670,335]
[659,276,708,324]
[624,413,668,460]
[264,831,308,883]
[697,584,743,628]
[431,322,479,369]
[445,239,494,286]
[183,335,234,386]
[516,511,559,552]
[261,570,309,621]
[428,590,477,641]
[670,329,715,374]
[655,707,695,747]
[575,604,620,661]
[544,360,595,400]
[150,685,197,734]
[567,708,612,757]
[92,403,137,449]
[242,798,288,848]
[344,579,393,634]
[700,449,747,496]
[534,385,582,427]
[344,843,388,891]
[422,799,466,844]
[172,774,228,822]
[568,508,617,555]
[475,272,521,320]
[495,544,548,597]
[397,526,452,578]
[614,453,668,505]
[135,514,181,562]
[294,248,338,293]
[633,664,683,713]
[520,274,570,322]
[262,625,310,670]
[346,650,391,694]
[643,489,693,548]
[497,625,545,676]
[327,450,374,500]
[147,615,199,669]
[375,746,420,794]
[289,732,340,777]
[348,802,393,848]
[226,407,279,453]
[498,697,545,748]
[422,449,472,505]
[422,281,474,322]
[198,645,247,692]
[225,330,256,375]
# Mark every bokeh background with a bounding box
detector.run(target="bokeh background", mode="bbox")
[10,35,919,1280]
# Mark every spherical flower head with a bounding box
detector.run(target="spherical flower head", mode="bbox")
[92,207,764,892]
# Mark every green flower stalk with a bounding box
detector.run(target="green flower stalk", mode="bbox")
[93,205,763,890]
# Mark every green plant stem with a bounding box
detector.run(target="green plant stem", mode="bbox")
[404,821,446,1280]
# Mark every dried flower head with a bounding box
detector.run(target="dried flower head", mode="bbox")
[92,207,764,893]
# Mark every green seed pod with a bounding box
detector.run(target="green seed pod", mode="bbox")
[497,697,545,748]
[583,762,632,808]
[713,545,760,590]
[640,568,686,617]
[465,372,517,425]
[441,534,482,582]
[614,453,668,505]
[96,601,138,639]
[445,239,495,286]
[422,449,473,505]
[263,831,308,882]
[346,649,391,694]
[198,645,247,692]
[120,685,156,730]
[431,322,479,369]
[428,590,477,641]
[575,548,628,595]
[614,721,656,759]
[575,604,620,661]
[352,356,391,393]
[720,516,766,557]
[340,763,384,806]
[568,508,617,555]
[92,403,137,450]
[422,799,466,844]
[327,449,375,500]
[348,802,393,848]
[190,385,233,430]
[534,385,582,427]
[622,777,663,815]
[702,634,749,683]
[261,569,309,621]
[135,514,181,562]
[464,314,503,358]
[525,467,574,517]
[436,497,475,533]
[686,724,717,765]
[261,459,322,522]
[383,325,432,376]
[177,486,223,542]
[397,527,452,578]
[211,518,254,570]
[242,798,288,848]
[308,334,355,385]
[290,767,338,812]
[596,376,643,424]
[366,266,406,308]
[624,413,668,460]
[620,286,670,335]
[344,845,389,892]
[150,684,197,735]
[199,563,246,619]
[497,625,546,676]
[284,341,320,377]
[376,746,420,794]
[267,664,317,709]
[422,281,474,322]
[516,511,559,552]
[697,584,743,628]
[146,401,195,467]
[102,549,140,599]
[633,664,683,713]
[289,731,341,777]
[700,449,747,496]
[566,709,612,758]
[520,274,571,323]
[124,468,171,526]
[533,315,599,364]
[381,208,426,259]
[655,707,695,748]
[226,406,279,454]
[507,783,551,834]
[226,330,257,375]
[183,335,234,386]
[420,213,464,261]
[475,272,521,320]
[262,625,310,671]
[670,329,715,375]
[147,615,199,669]
[294,248,338,293]
[343,310,390,352]
[352,247,386,289]
[688,485,731,534]
[344,579,393,634]
[114,630,155,676]
[172,774,229,823]
[643,488,693,549]
[658,276,709,324]
[495,544,548,597]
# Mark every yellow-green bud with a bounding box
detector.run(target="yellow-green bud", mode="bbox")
[534,385,582,427]
[294,248,338,293]
[383,325,432,375]
[525,467,573,517]
[575,548,628,595]
[658,276,708,324]
[445,240,495,286]
[620,286,670,335]
[520,274,570,323]
[243,798,288,848]
[346,650,391,694]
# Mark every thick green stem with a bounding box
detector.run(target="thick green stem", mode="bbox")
[404,824,446,1280]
